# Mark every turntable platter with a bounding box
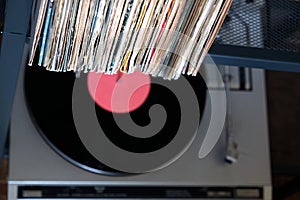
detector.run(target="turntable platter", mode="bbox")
[24,66,206,175]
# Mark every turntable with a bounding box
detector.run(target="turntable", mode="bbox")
[8,48,271,199]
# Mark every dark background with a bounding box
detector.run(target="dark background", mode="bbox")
[266,70,300,200]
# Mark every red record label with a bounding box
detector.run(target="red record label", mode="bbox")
[87,70,151,113]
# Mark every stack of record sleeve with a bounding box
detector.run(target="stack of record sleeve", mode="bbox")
[29,0,232,80]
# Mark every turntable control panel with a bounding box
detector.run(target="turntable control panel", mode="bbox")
[18,186,263,199]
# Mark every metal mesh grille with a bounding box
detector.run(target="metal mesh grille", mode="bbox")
[216,0,300,53]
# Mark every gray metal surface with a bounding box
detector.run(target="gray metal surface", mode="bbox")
[9,63,271,191]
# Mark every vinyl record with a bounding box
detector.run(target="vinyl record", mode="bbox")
[24,66,206,175]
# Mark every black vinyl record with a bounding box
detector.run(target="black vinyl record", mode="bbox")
[24,66,206,175]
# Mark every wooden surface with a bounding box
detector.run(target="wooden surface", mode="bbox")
[266,70,300,170]
[266,70,300,199]
[0,159,7,200]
